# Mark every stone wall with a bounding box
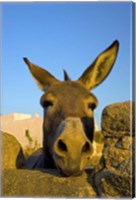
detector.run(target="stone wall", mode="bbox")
[1,101,135,198]
[94,101,135,197]
[2,132,25,169]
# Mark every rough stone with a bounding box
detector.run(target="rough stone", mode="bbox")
[2,169,96,197]
[97,100,135,198]
[1,132,25,169]
[115,136,134,150]
[95,169,134,198]
[103,137,131,174]
[101,101,135,137]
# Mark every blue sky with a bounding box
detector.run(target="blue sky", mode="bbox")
[1,2,133,127]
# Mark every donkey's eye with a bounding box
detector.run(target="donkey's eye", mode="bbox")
[88,103,96,111]
[42,100,53,109]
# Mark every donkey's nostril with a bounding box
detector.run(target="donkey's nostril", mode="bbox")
[58,139,67,152]
[82,141,90,153]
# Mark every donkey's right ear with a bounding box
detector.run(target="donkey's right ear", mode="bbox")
[23,58,59,91]
[78,40,119,90]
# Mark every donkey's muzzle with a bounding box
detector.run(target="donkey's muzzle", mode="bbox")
[53,117,93,176]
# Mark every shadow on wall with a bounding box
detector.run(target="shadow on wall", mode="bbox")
[16,148,25,168]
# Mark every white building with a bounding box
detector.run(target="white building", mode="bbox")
[0,113,43,149]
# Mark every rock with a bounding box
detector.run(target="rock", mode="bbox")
[101,101,135,176]
[101,101,135,137]
[2,169,96,197]
[103,137,131,174]
[97,101,135,198]
[1,132,25,169]
[95,169,134,198]
[115,136,132,150]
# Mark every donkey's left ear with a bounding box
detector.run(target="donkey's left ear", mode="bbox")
[78,40,119,90]
[23,58,59,91]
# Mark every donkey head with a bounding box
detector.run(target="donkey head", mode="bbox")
[24,40,119,176]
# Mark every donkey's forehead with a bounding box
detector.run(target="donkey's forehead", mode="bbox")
[42,81,97,101]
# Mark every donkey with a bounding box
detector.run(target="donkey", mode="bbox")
[23,40,119,176]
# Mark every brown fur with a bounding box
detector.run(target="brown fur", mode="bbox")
[23,40,119,176]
